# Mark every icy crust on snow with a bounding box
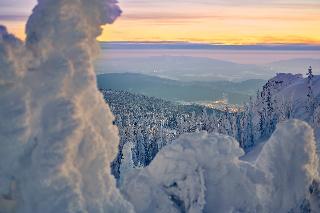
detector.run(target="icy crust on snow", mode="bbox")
[0,0,133,212]
[122,120,319,213]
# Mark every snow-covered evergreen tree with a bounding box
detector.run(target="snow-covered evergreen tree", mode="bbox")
[306,66,316,115]
[313,106,320,128]
[135,127,146,167]
[278,96,294,121]
[307,66,314,81]
[103,69,320,173]
[119,142,135,185]
[241,98,254,148]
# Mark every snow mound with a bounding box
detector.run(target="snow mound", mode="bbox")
[244,71,320,151]
[121,120,319,213]
[256,120,319,211]
[0,0,133,212]
[272,73,320,140]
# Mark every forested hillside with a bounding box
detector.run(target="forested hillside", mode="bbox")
[102,70,320,181]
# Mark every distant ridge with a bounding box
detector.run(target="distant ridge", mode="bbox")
[97,73,265,104]
[100,42,320,51]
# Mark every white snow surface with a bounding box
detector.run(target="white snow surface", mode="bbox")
[0,0,133,213]
[122,120,319,213]
[1,1,320,213]
[273,73,320,143]
[119,142,136,186]
[251,73,320,147]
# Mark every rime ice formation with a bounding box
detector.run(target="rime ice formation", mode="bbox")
[121,120,319,213]
[1,1,320,213]
[0,0,133,212]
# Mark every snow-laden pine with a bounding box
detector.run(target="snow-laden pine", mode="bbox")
[121,120,320,213]
[0,0,133,212]
[105,71,320,178]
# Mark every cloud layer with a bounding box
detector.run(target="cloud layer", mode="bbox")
[2,0,320,43]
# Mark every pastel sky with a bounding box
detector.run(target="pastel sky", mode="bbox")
[1,0,320,44]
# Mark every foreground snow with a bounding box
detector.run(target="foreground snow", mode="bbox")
[121,120,319,213]
[0,0,133,212]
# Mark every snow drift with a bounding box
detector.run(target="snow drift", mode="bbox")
[121,120,319,213]
[262,72,320,124]
[237,72,320,150]
[0,0,133,212]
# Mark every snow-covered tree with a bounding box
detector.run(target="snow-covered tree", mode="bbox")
[313,106,320,128]
[122,120,319,213]
[306,66,316,114]
[278,96,294,121]
[133,127,145,166]
[119,142,135,185]
[156,119,166,150]
[307,66,314,82]
[240,98,255,148]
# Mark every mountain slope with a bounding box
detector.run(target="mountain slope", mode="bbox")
[95,56,273,81]
[97,73,265,104]
[238,72,320,150]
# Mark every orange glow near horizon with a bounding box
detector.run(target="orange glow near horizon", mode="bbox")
[3,21,26,40]
[4,2,320,45]
[97,2,320,45]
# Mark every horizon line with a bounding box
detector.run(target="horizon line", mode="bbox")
[99,42,320,51]
[100,41,320,46]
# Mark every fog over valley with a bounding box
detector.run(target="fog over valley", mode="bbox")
[96,43,320,82]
